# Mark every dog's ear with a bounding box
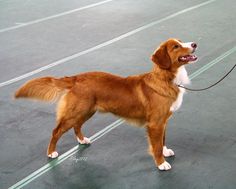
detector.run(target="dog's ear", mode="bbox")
[151,44,171,70]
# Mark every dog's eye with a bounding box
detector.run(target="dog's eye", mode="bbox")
[173,45,179,49]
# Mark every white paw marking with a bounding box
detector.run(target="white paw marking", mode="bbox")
[77,137,91,144]
[163,146,175,157]
[48,151,59,158]
[158,161,172,171]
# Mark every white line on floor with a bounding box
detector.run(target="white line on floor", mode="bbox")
[0,0,113,33]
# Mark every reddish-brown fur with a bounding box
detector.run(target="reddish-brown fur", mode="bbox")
[15,38,195,168]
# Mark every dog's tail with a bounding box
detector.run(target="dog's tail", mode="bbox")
[15,76,76,102]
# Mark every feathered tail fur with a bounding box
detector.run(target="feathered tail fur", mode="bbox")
[15,76,76,101]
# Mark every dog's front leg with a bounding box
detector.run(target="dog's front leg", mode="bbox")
[147,121,171,171]
[163,112,175,158]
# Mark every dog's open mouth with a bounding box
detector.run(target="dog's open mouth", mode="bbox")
[179,54,198,62]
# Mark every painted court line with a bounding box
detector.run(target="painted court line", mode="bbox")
[0,0,113,33]
[8,45,236,189]
[189,46,236,79]
[0,0,216,88]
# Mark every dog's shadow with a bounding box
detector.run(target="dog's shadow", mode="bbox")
[45,144,113,188]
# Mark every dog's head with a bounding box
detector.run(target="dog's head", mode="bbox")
[151,38,197,70]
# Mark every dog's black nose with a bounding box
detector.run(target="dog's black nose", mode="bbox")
[191,43,197,49]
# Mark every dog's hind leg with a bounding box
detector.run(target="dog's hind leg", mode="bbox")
[47,91,95,158]
[47,119,74,158]
[73,111,95,145]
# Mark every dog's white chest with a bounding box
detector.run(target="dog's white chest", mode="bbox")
[170,88,185,112]
[170,66,190,112]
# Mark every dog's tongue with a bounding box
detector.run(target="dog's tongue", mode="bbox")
[179,55,198,62]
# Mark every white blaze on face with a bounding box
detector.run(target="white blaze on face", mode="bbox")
[174,39,194,51]
[181,42,196,54]
[180,42,193,49]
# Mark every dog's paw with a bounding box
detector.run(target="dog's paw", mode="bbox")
[48,151,59,159]
[77,137,91,145]
[163,146,175,157]
[158,161,172,171]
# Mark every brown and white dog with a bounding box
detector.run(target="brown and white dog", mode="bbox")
[15,38,197,171]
